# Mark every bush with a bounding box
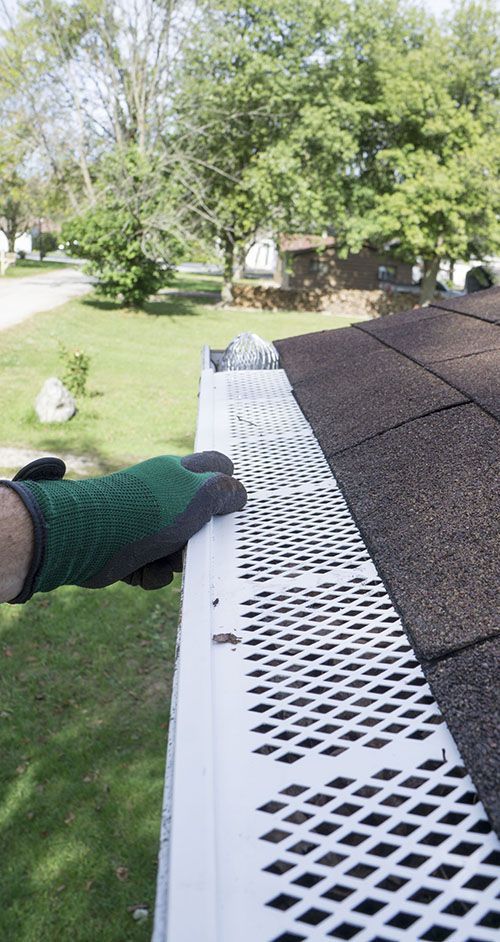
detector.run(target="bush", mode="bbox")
[61,147,181,306]
[58,344,91,398]
[62,207,169,305]
[32,231,59,257]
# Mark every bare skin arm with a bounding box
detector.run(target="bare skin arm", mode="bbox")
[0,451,246,603]
[0,487,34,602]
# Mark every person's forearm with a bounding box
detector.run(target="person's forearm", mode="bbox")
[0,450,245,603]
[0,486,34,602]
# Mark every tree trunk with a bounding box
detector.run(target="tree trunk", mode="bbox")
[4,218,18,253]
[233,245,246,281]
[221,233,235,304]
[68,63,96,205]
[420,256,440,305]
[276,252,289,287]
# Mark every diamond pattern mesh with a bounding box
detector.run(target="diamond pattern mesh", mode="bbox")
[236,489,370,582]
[164,368,500,942]
[260,761,499,942]
[243,578,442,762]
[223,371,500,941]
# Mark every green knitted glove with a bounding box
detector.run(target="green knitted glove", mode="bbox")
[2,452,246,602]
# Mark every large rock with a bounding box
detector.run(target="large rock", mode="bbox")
[35,377,77,423]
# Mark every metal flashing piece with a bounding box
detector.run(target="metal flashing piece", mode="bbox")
[153,367,500,942]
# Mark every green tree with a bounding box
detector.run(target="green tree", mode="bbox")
[0,0,199,273]
[0,0,182,202]
[0,172,31,252]
[63,147,183,305]
[175,0,350,301]
[334,0,500,302]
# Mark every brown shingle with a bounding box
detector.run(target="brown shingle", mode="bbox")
[276,330,467,453]
[432,284,500,323]
[356,308,500,365]
[274,286,500,834]
[431,349,500,422]
[426,638,500,834]
[275,327,372,385]
[329,403,500,661]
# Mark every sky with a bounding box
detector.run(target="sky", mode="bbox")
[423,0,451,13]
[421,0,454,18]
[423,0,499,15]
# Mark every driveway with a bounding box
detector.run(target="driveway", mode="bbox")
[0,267,93,331]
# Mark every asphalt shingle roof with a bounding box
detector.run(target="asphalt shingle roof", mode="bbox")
[357,305,500,366]
[276,328,467,452]
[433,285,500,323]
[274,286,500,834]
[426,637,500,831]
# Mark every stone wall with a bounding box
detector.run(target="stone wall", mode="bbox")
[230,283,419,318]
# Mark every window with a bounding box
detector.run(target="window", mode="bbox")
[378,265,397,283]
[309,256,329,276]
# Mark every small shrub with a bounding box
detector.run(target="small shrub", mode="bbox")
[58,344,91,398]
[32,232,59,258]
[60,146,181,306]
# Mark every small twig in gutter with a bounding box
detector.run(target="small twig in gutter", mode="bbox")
[235,414,259,428]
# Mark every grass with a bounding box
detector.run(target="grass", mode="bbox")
[0,293,358,466]
[168,272,222,293]
[0,291,358,941]
[3,259,75,278]
[0,588,177,942]
[167,273,274,293]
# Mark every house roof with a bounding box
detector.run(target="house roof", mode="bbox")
[274,285,500,835]
[279,233,336,253]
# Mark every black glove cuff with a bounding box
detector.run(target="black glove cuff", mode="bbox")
[0,481,47,604]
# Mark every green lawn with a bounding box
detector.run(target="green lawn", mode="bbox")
[0,292,357,941]
[167,273,273,293]
[3,260,75,278]
[168,272,222,293]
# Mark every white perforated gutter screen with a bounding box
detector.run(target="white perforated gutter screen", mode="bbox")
[153,364,500,942]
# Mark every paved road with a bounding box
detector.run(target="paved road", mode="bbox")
[0,267,93,331]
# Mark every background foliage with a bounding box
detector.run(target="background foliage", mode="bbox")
[0,0,498,301]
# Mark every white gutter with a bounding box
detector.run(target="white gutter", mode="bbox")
[153,362,500,942]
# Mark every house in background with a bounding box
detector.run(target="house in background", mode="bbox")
[243,232,413,288]
[244,236,278,276]
[0,231,32,254]
[243,233,500,293]
[278,234,413,291]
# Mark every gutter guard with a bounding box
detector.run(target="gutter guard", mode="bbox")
[153,361,500,942]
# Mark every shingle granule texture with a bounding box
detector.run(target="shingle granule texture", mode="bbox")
[274,285,500,834]
[329,404,500,660]
[279,333,467,453]
[432,284,500,323]
[430,349,500,422]
[426,638,500,834]
[357,307,500,365]
[271,326,374,385]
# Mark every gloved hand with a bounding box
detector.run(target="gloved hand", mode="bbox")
[1,452,246,603]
